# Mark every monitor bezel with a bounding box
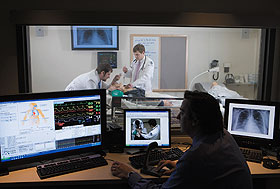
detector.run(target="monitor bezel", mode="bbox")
[224,99,280,148]
[0,89,107,168]
[123,108,171,148]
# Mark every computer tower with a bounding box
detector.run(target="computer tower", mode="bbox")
[105,128,125,153]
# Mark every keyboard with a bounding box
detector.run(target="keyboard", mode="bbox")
[129,147,184,169]
[239,147,263,163]
[37,154,108,179]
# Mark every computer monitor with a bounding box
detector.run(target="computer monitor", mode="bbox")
[71,26,119,50]
[98,52,117,68]
[124,109,171,148]
[0,89,106,168]
[224,99,280,149]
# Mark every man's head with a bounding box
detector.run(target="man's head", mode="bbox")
[134,119,141,129]
[148,119,157,128]
[177,91,224,137]
[133,44,145,61]
[96,63,113,81]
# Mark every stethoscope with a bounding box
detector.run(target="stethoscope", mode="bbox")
[133,56,146,71]
[123,56,146,84]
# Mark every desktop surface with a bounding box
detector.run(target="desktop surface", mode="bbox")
[1,137,280,186]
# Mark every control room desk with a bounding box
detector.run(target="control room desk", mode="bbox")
[0,152,280,188]
[0,152,167,188]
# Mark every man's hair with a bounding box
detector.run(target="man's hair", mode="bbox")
[183,90,224,134]
[133,44,145,53]
[135,120,140,126]
[96,63,113,74]
[134,119,142,129]
[148,119,157,127]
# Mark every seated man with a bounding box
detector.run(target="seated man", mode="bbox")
[111,91,252,189]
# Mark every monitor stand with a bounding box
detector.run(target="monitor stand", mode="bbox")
[126,148,146,155]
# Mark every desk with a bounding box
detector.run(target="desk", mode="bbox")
[0,152,280,188]
[1,134,280,188]
[0,152,168,188]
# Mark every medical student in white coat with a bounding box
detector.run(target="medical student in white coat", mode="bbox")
[65,63,120,91]
[141,119,160,140]
[123,44,154,92]
[131,119,147,140]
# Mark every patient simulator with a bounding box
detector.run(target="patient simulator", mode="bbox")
[194,82,246,106]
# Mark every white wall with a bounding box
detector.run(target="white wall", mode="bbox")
[30,26,261,97]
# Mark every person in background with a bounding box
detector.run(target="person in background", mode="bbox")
[123,44,154,93]
[111,90,253,189]
[65,63,120,91]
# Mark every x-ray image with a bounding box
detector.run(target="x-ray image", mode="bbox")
[231,108,270,135]
[77,28,113,46]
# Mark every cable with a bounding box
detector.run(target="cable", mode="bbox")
[212,72,219,80]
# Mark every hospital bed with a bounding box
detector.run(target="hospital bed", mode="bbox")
[193,82,248,116]
[107,92,183,130]
[193,82,247,106]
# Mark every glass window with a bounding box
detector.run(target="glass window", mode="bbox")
[29,26,261,101]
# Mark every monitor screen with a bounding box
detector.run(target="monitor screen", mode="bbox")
[98,52,117,68]
[124,109,171,148]
[0,90,106,166]
[224,99,279,147]
[71,26,119,50]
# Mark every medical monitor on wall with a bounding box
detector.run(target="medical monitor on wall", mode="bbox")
[124,109,171,148]
[71,26,119,50]
[224,99,280,148]
[0,89,106,168]
[98,52,117,68]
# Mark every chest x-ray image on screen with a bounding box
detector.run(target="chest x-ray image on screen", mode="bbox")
[72,26,118,50]
[231,108,269,135]
[226,101,276,140]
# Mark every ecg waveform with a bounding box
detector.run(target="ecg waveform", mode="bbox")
[54,100,101,130]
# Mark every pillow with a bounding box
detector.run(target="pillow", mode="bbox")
[194,83,208,92]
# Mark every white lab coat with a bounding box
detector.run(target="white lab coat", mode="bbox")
[131,119,147,140]
[65,70,109,91]
[124,56,154,92]
[141,125,160,140]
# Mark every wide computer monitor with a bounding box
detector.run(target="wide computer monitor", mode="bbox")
[224,99,280,149]
[0,89,106,169]
[124,109,171,148]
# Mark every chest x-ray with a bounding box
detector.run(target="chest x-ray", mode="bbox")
[77,28,112,46]
[232,108,270,135]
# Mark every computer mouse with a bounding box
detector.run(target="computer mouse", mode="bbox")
[262,159,280,169]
